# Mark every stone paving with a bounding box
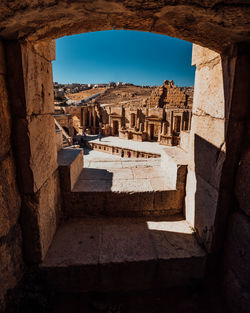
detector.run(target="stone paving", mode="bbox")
[73,167,171,192]
[84,149,161,169]
[76,148,168,192]
[89,136,165,155]
[41,217,205,293]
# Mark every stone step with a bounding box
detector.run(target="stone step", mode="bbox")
[58,148,187,218]
[63,187,185,218]
[39,217,206,293]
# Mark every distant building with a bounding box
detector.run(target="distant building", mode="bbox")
[78,80,193,146]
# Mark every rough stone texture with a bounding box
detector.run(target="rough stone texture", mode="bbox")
[0,225,24,311]
[22,170,61,263]
[0,74,11,160]
[180,131,190,152]
[62,190,183,218]
[33,40,56,62]
[185,45,226,251]
[40,218,205,292]
[0,1,249,52]
[5,41,54,117]
[0,39,23,312]
[21,43,54,115]
[191,117,225,190]
[192,44,219,67]
[0,41,6,75]
[0,153,21,239]
[58,148,83,191]
[224,212,250,313]
[192,52,224,119]
[15,114,57,193]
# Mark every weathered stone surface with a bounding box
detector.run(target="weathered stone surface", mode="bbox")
[185,168,219,251]
[224,212,250,313]
[58,148,83,191]
[0,74,11,159]
[0,40,6,74]
[21,43,54,115]
[0,225,23,311]
[0,1,249,52]
[22,170,61,263]
[5,41,54,117]
[33,40,56,62]
[192,44,219,67]
[40,218,205,292]
[189,115,225,190]
[0,153,21,238]
[15,114,57,193]
[192,55,225,119]
[180,131,190,153]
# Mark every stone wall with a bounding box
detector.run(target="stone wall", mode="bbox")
[185,45,226,251]
[185,43,250,313]
[0,40,24,312]
[222,44,250,313]
[5,40,61,264]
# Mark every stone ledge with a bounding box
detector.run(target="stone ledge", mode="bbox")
[62,189,184,218]
[40,217,206,292]
[58,148,83,191]
[161,147,188,190]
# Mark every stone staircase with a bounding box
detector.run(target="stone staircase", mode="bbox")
[54,117,73,147]
[39,148,206,293]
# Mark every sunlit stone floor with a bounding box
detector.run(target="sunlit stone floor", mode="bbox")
[75,147,171,192]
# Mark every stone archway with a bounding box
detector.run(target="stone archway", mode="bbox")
[0,1,249,52]
[0,2,250,312]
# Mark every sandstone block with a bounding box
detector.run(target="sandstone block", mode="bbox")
[192,173,218,251]
[33,40,56,62]
[21,43,54,115]
[0,74,11,159]
[192,44,219,67]
[15,114,57,193]
[192,56,225,119]
[185,167,196,227]
[58,148,83,191]
[0,40,6,74]
[5,41,54,116]
[224,212,250,313]
[0,225,23,310]
[0,153,21,238]
[189,115,225,190]
[22,170,61,263]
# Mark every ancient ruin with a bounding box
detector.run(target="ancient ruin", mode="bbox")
[0,1,250,313]
[54,80,193,147]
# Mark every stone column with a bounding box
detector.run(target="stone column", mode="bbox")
[82,107,87,130]
[130,113,133,128]
[93,109,97,132]
[157,124,161,142]
[166,111,172,136]
[5,40,61,263]
[88,107,92,128]
[162,122,167,135]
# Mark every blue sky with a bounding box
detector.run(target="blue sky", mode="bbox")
[53,30,195,87]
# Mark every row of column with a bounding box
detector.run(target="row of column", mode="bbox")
[81,106,97,130]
